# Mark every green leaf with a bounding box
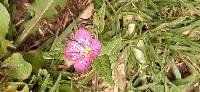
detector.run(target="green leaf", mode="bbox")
[170,85,185,92]
[39,74,50,92]
[150,84,165,92]
[78,71,95,85]
[0,3,15,57]
[100,36,124,68]
[98,2,106,32]
[3,85,17,92]
[180,0,200,16]
[43,44,65,60]
[20,85,29,92]
[94,0,103,9]
[151,17,187,32]
[125,46,138,78]
[43,20,76,60]
[3,85,29,92]
[172,73,200,86]
[14,0,67,47]
[0,2,9,36]
[109,53,120,69]
[0,37,15,57]
[92,55,113,85]
[23,50,45,73]
[49,73,62,92]
[59,84,78,92]
[169,45,200,52]
[100,36,123,55]
[42,23,74,66]
[2,53,32,80]
[0,0,9,8]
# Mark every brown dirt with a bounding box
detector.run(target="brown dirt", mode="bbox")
[68,0,91,17]
[17,0,92,51]
[11,0,29,24]
[167,57,192,81]
[186,86,199,92]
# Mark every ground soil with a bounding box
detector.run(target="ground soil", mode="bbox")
[12,0,91,51]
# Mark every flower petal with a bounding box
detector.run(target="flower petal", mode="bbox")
[74,57,92,73]
[90,39,101,59]
[64,41,84,61]
[74,28,92,47]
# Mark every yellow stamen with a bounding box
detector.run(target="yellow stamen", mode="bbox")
[84,48,92,57]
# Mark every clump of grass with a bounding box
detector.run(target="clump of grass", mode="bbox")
[93,0,200,91]
[1,0,200,91]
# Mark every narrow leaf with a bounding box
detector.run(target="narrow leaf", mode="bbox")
[98,2,106,32]
[49,73,62,92]
[92,55,113,84]
[100,36,124,68]
[39,74,50,92]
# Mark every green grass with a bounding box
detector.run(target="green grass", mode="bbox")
[0,0,200,92]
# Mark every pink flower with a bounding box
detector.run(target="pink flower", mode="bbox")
[64,28,101,73]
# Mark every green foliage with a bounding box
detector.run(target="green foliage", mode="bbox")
[43,20,76,60]
[49,73,61,92]
[23,50,45,72]
[59,84,77,92]
[125,46,138,78]
[2,53,32,80]
[100,36,122,55]
[78,71,96,85]
[43,44,65,60]
[21,85,29,92]
[92,55,113,85]
[38,74,51,92]
[170,85,186,92]
[150,84,165,92]
[172,73,200,86]
[100,36,124,68]
[1,0,200,91]
[0,3,14,57]
[3,85,29,92]
[151,17,187,32]
[97,2,106,32]
[0,0,9,8]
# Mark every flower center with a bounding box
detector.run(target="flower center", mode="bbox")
[84,48,92,57]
